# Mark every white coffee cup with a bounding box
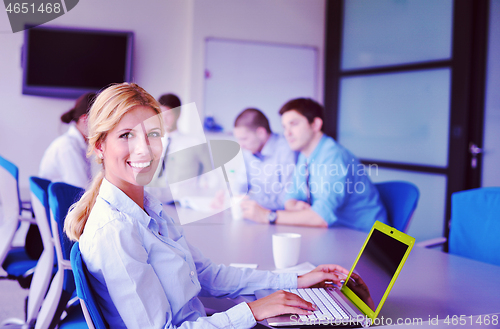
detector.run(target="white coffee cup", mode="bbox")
[272,233,301,269]
[231,196,244,220]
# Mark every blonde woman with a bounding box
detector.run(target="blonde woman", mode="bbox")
[64,82,348,329]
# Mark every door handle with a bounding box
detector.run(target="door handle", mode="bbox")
[469,143,482,169]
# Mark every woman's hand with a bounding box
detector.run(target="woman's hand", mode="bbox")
[247,290,316,321]
[247,265,349,321]
[297,264,349,288]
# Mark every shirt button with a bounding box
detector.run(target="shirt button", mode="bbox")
[190,271,194,276]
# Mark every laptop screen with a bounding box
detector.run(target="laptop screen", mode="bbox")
[345,229,408,311]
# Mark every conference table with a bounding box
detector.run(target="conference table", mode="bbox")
[164,205,500,328]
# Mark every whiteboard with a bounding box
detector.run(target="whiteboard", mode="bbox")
[204,38,318,133]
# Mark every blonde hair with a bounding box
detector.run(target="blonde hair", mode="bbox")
[64,83,164,241]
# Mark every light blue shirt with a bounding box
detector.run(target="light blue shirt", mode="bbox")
[242,134,297,210]
[285,135,387,232]
[79,179,297,329]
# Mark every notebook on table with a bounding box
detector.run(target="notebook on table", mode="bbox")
[255,221,415,327]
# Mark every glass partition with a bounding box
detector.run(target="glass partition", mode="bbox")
[342,0,453,70]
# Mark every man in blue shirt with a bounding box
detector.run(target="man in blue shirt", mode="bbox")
[233,108,297,210]
[243,98,387,231]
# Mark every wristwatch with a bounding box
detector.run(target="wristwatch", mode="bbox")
[268,210,278,225]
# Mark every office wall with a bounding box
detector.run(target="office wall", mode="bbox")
[185,0,326,132]
[482,0,500,186]
[0,0,325,193]
[0,0,192,194]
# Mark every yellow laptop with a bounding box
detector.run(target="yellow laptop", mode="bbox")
[255,221,415,327]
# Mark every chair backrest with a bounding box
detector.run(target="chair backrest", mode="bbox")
[0,155,22,219]
[30,177,52,249]
[25,177,55,325]
[449,187,500,266]
[71,242,108,329]
[49,183,84,268]
[0,155,22,266]
[374,181,420,233]
[35,182,85,329]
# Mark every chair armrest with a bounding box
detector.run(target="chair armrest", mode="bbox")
[66,295,81,310]
[0,317,25,327]
[415,237,447,248]
[19,215,37,224]
[60,259,73,271]
[21,200,33,213]
[20,205,34,219]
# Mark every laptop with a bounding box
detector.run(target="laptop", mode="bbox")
[255,221,415,327]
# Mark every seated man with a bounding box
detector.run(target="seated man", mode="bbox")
[146,94,212,203]
[242,98,387,231]
[233,108,297,210]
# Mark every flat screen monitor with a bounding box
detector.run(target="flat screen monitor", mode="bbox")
[22,25,134,99]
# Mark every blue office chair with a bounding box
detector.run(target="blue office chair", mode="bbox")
[0,177,55,328]
[374,181,420,233]
[24,177,59,326]
[0,155,39,289]
[0,155,32,218]
[448,187,500,267]
[34,182,85,329]
[70,242,108,329]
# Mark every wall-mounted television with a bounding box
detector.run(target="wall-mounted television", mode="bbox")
[22,25,134,99]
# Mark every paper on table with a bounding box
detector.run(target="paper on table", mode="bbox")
[178,196,229,212]
[178,196,212,212]
[229,263,258,269]
[272,262,316,276]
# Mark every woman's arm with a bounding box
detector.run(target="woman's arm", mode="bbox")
[248,264,349,320]
[187,236,348,322]
[84,217,260,329]
[188,240,297,298]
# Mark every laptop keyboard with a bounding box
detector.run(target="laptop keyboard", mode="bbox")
[285,288,351,321]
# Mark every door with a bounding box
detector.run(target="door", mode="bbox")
[324,0,489,243]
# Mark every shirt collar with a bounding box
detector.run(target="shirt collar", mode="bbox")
[98,178,163,228]
[144,191,164,219]
[304,134,329,164]
[256,133,278,158]
[67,124,87,149]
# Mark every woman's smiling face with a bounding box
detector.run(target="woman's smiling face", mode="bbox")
[98,105,163,193]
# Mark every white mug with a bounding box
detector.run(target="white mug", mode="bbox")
[272,233,301,269]
[230,196,244,220]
